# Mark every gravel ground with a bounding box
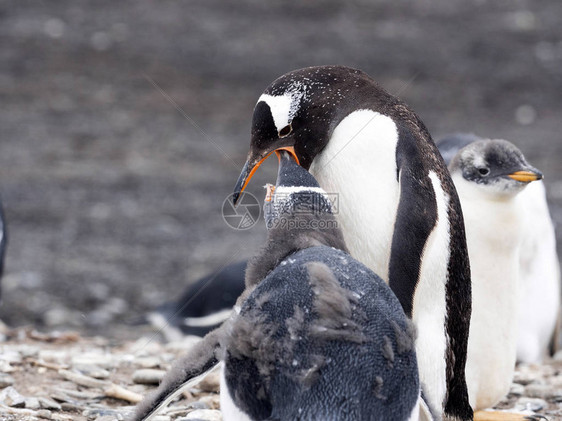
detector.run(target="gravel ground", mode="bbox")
[0,327,562,420]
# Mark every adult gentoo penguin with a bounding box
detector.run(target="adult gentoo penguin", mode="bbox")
[134,151,431,421]
[442,136,544,411]
[439,134,561,364]
[232,65,472,420]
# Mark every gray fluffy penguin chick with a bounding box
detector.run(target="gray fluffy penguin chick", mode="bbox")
[133,151,431,421]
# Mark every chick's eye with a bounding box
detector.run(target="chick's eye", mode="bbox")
[278,124,292,138]
[478,167,490,176]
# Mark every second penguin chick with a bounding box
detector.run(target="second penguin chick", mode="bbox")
[447,138,543,410]
[439,133,561,364]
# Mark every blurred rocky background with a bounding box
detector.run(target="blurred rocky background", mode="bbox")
[0,0,561,338]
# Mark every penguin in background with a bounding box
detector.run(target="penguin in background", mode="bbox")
[439,134,561,365]
[134,151,432,421]
[232,65,472,420]
[146,261,246,340]
[439,135,545,411]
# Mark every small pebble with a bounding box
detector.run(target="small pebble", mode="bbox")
[75,364,110,379]
[38,396,62,410]
[83,408,124,420]
[37,409,52,419]
[1,350,23,364]
[152,416,171,421]
[509,382,525,396]
[95,417,118,421]
[525,383,562,399]
[135,356,162,368]
[178,409,222,420]
[515,397,548,412]
[188,401,209,410]
[132,368,166,385]
[0,386,26,407]
[61,402,85,412]
[513,366,539,385]
[197,395,220,410]
[0,372,15,388]
[38,349,68,363]
[72,353,115,369]
[49,390,73,404]
[130,337,164,355]
[163,406,193,416]
[25,396,41,409]
[199,371,220,393]
[525,383,551,399]
[18,345,40,358]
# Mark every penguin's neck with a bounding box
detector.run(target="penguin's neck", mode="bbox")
[453,174,523,255]
[245,211,347,289]
[309,109,401,281]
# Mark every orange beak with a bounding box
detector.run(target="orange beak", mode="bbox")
[233,146,299,205]
[507,170,543,183]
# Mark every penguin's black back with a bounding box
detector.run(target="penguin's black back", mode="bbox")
[223,246,419,421]
[155,261,246,336]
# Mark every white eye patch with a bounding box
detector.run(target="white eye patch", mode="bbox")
[258,94,293,132]
[258,85,306,133]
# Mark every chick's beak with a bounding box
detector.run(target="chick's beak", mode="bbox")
[507,169,544,183]
[233,146,299,205]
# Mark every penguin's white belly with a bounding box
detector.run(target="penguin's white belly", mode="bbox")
[411,172,451,413]
[309,109,400,280]
[455,177,522,410]
[516,181,561,363]
[220,363,253,421]
[466,253,519,409]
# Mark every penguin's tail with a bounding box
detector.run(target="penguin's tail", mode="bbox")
[131,327,223,421]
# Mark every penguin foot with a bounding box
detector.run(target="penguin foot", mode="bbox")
[474,410,547,420]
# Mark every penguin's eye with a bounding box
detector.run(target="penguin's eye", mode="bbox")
[477,167,490,176]
[278,124,292,138]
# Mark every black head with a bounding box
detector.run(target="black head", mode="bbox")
[449,138,543,196]
[233,65,387,204]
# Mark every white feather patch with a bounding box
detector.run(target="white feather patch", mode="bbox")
[309,109,400,280]
[258,85,306,132]
[411,171,450,414]
[181,308,233,328]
